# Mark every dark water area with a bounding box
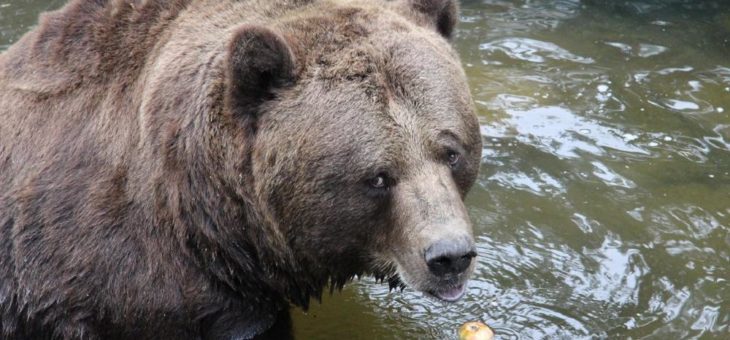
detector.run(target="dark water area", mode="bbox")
[2,0,729,339]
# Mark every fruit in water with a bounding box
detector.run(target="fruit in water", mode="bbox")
[458,321,494,340]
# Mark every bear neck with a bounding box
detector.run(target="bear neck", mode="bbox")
[151,129,333,311]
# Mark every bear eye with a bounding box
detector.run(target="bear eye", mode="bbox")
[447,150,461,168]
[369,174,388,189]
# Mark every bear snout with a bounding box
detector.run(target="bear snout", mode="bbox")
[424,238,477,278]
[418,237,476,302]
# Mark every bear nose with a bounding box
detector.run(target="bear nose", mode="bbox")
[425,239,477,278]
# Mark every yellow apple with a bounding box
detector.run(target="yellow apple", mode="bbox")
[458,321,495,340]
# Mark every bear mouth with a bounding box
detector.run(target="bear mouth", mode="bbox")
[427,283,466,302]
[379,261,471,302]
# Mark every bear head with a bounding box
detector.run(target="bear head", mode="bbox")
[153,0,481,307]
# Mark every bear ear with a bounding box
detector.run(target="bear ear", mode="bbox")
[225,25,297,118]
[404,0,459,39]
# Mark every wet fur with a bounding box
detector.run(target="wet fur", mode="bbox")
[0,0,478,338]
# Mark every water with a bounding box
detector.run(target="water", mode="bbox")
[2,0,729,338]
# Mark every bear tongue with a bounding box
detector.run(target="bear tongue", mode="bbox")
[433,283,466,302]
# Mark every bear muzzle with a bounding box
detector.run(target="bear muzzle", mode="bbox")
[423,236,477,301]
[387,167,478,302]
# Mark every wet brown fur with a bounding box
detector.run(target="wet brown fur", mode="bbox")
[0,0,480,338]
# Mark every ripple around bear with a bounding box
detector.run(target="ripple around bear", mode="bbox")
[0,0,481,338]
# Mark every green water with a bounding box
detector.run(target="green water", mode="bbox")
[2,0,729,339]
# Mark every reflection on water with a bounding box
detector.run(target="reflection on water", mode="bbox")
[480,38,595,64]
[481,105,650,158]
[2,0,729,338]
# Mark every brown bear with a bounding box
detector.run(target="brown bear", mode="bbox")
[0,0,481,338]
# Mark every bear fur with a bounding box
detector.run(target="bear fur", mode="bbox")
[0,0,481,338]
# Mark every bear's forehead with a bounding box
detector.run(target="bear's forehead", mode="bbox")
[298,29,465,106]
[269,3,475,162]
[291,32,470,134]
[281,3,458,79]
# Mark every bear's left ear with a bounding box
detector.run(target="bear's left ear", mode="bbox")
[225,25,297,118]
[403,0,459,39]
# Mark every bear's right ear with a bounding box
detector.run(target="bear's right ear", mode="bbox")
[225,26,297,118]
[397,0,459,39]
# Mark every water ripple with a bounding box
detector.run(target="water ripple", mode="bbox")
[481,105,649,159]
[480,38,595,64]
